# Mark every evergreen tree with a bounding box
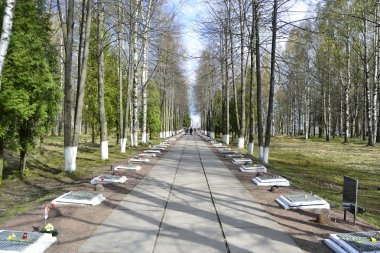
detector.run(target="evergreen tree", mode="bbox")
[0,0,61,174]
[147,80,161,138]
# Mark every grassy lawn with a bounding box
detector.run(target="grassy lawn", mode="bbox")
[0,134,162,224]
[224,135,380,228]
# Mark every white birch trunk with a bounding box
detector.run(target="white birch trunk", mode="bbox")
[373,4,379,143]
[305,85,310,140]
[64,146,77,173]
[259,146,264,161]
[141,0,153,144]
[344,36,351,143]
[101,140,108,160]
[0,0,16,91]
[63,0,75,172]
[263,147,269,164]
[98,0,108,159]
[238,0,245,149]
[131,0,139,147]
[120,138,127,152]
[237,137,244,149]
[224,134,230,144]
[117,3,124,150]
[247,142,254,156]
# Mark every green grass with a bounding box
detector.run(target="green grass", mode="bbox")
[0,134,163,224]
[222,134,380,228]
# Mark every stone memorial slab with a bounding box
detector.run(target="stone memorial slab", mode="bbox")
[90,175,127,184]
[252,175,290,186]
[276,194,330,210]
[112,165,141,171]
[129,157,150,163]
[139,153,156,157]
[144,150,161,153]
[239,164,267,173]
[325,231,380,253]
[0,230,56,253]
[225,153,244,158]
[232,158,252,164]
[51,191,105,206]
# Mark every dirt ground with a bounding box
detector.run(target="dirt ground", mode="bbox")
[0,137,376,253]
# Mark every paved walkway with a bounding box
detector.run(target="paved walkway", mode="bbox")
[79,135,304,253]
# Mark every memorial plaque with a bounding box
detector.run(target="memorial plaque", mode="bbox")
[0,231,42,252]
[337,231,380,252]
[342,176,358,225]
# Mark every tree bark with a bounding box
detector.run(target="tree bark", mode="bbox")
[64,0,75,172]
[228,0,239,138]
[0,0,16,91]
[71,0,92,170]
[305,84,310,140]
[363,15,373,146]
[20,150,26,175]
[131,0,140,146]
[224,4,230,144]
[255,0,263,160]
[141,0,153,144]
[263,0,277,164]
[238,0,245,149]
[247,1,255,156]
[98,0,108,159]
[118,2,125,151]
[344,34,350,143]
[372,2,379,143]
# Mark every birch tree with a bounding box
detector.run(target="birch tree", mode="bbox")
[0,0,15,91]
[263,0,277,164]
[71,0,92,170]
[62,0,75,172]
[97,0,108,158]
[237,0,245,149]
[247,0,255,155]
[255,0,263,160]
[141,0,154,144]
[131,0,139,146]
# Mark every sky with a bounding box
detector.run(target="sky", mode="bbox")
[171,0,311,127]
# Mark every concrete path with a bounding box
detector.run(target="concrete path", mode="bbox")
[79,135,304,253]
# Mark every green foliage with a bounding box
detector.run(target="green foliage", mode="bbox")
[83,16,119,140]
[0,0,61,171]
[104,50,119,132]
[183,114,191,127]
[147,80,161,137]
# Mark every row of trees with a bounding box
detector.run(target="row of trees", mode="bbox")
[194,0,380,165]
[278,1,380,146]
[194,0,279,163]
[0,0,189,183]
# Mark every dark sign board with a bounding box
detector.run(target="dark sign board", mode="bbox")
[342,176,358,225]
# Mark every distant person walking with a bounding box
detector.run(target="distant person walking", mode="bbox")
[190,127,193,135]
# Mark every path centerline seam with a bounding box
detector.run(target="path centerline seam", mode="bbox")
[152,140,186,253]
[194,135,231,253]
